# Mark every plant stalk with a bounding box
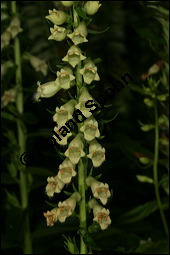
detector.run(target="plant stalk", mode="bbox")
[153,101,169,236]
[11,1,32,253]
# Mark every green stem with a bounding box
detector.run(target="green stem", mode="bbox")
[78,159,87,254]
[153,101,169,236]
[11,1,32,253]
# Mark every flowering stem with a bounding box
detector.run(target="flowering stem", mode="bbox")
[11,1,32,253]
[153,100,169,235]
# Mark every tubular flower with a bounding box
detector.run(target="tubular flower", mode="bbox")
[88,199,111,230]
[67,22,88,45]
[75,86,94,118]
[57,192,81,222]
[80,116,100,141]
[43,208,58,227]
[87,139,105,167]
[6,17,23,38]
[45,9,68,25]
[1,87,18,108]
[53,99,76,126]
[64,133,85,164]
[62,45,86,68]
[28,55,48,76]
[55,66,75,89]
[80,60,100,84]
[57,158,76,184]
[33,80,61,102]
[1,31,11,50]
[61,1,74,7]
[45,175,65,197]
[1,61,14,79]
[84,1,102,15]
[86,176,111,205]
[53,125,72,145]
[48,25,67,42]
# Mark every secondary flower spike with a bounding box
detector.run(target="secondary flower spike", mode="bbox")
[87,139,105,167]
[86,176,111,205]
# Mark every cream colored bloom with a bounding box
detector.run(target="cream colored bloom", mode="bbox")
[80,60,100,84]
[87,139,105,167]
[61,1,74,7]
[57,192,81,222]
[45,175,65,197]
[84,1,102,15]
[67,22,88,45]
[1,87,18,108]
[28,55,48,76]
[53,125,72,145]
[1,61,14,79]
[64,133,85,164]
[45,9,68,25]
[57,158,76,184]
[6,17,23,38]
[86,176,111,205]
[75,86,95,118]
[80,116,100,141]
[55,67,75,89]
[53,99,76,126]
[33,81,61,102]
[88,199,111,230]
[1,31,11,50]
[48,25,67,41]
[43,208,58,227]
[62,45,86,68]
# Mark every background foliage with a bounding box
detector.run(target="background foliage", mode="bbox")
[1,1,169,254]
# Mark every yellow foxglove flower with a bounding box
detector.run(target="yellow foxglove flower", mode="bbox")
[80,60,100,84]
[27,55,48,76]
[55,66,75,89]
[48,25,67,42]
[84,1,102,15]
[6,17,23,38]
[57,192,81,222]
[75,86,94,118]
[1,31,11,50]
[86,176,111,205]
[45,175,65,197]
[61,1,74,7]
[62,45,86,68]
[33,81,61,102]
[53,99,76,126]
[64,133,85,164]
[88,199,111,230]
[87,139,105,167]
[67,22,88,45]
[53,125,72,145]
[43,208,58,227]
[45,9,68,25]
[80,116,100,141]
[1,87,18,108]
[57,158,76,184]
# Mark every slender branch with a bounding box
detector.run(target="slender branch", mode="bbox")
[153,100,169,236]
[11,1,32,253]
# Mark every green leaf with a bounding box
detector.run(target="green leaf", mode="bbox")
[75,7,89,20]
[100,112,119,124]
[20,112,37,125]
[93,58,102,64]
[45,201,58,208]
[5,189,21,208]
[63,191,73,196]
[1,112,16,121]
[7,163,17,178]
[46,108,55,115]
[1,172,19,185]
[27,167,54,177]
[88,26,110,35]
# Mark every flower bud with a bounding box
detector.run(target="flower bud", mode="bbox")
[80,60,100,84]
[64,133,85,164]
[67,22,88,45]
[6,17,23,38]
[61,1,74,7]
[86,176,111,205]
[87,139,105,167]
[80,116,100,141]
[55,67,75,89]
[57,158,76,184]
[43,208,58,227]
[1,31,11,50]
[62,45,86,68]
[46,9,68,25]
[141,124,155,132]
[33,81,61,102]
[53,99,76,126]
[45,175,65,197]
[48,25,67,41]
[144,98,154,107]
[139,157,150,164]
[84,1,102,15]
